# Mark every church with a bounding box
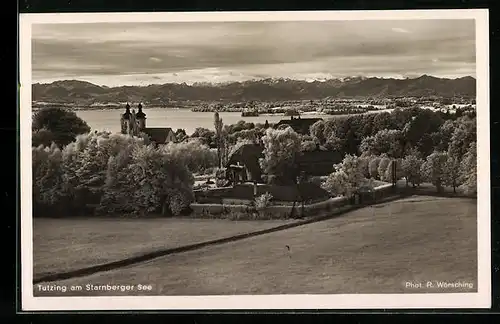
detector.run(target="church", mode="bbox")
[120,103,176,145]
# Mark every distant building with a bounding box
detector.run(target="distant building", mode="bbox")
[274,116,323,135]
[225,143,264,184]
[120,103,176,145]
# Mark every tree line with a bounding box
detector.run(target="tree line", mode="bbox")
[31,105,477,218]
[253,107,477,196]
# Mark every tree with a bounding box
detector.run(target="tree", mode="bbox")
[162,140,218,174]
[403,108,444,149]
[260,127,301,185]
[390,108,413,130]
[126,144,171,215]
[229,128,262,145]
[459,142,477,195]
[32,107,91,147]
[324,133,343,151]
[448,116,477,161]
[358,154,372,179]
[98,146,137,214]
[383,159,403,184]
[32,128,56,148]
[372,112,394,134]
[214,112,224,167]
[300,140,317,152]
[100,143,194,216]
[322,170,352,198]
[360,114,375,138]
[444,155,462,193]
[310,120,326,145]
[191,127,215,147]
[434,119,457,151]
[340,154,366,190]
[359,129,404,158]
[340,117,363,155]
[32,143,65,216]
[175,129,188,142]
[378,156,391,181]
[368,156,382,179]
[420,151,448,192]
[220,127,230,165]
[322,154,365,198]
[401,153,424,187]
[71,135,111,210]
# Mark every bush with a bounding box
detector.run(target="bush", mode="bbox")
[383,159,403,183]
[378,156,391,180]
[254,192,273,211]
[401,153,424,187]
[215,167,229,187]
[162,140,218,174]
[33,132,195,218]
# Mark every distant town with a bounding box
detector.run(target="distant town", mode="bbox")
[32,96,476,116]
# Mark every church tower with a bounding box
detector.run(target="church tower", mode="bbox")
[136,103,146,131]
[120,103,132,134]
[130,108,138,135]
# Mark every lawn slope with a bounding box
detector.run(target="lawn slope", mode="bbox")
[34,196,477,296]
[33,218,298,280]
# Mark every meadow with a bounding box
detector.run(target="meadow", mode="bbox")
[33,217,298,281]
[34,196,477,296]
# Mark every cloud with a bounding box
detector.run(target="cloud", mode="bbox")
[392,27,410,33]
[31,20,476,86]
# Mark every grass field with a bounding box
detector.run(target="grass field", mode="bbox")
[33,217,299,280]
[34,196,478,296]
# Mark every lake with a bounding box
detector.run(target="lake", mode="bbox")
[75,108,394,135]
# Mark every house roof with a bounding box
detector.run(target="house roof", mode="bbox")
[143,127,175,144]
[226,144,264,166]
[274,117,323,134]
[226,143,264,181]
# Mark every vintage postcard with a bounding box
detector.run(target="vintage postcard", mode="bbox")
[20,10,490,310]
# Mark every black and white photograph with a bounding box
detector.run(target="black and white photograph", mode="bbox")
[20,10,490,310]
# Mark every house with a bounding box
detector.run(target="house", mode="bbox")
[225,143,264,184]
[274,116,323,135]
[142,127,176,145]
[120,103,176,145]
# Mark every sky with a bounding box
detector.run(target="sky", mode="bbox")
[31,19,476,87]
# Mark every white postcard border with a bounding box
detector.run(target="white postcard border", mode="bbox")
[20,9,491,311]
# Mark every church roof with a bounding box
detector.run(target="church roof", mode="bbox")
[143,127,175,144]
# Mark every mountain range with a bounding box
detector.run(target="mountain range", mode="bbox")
[32,75,476,106]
